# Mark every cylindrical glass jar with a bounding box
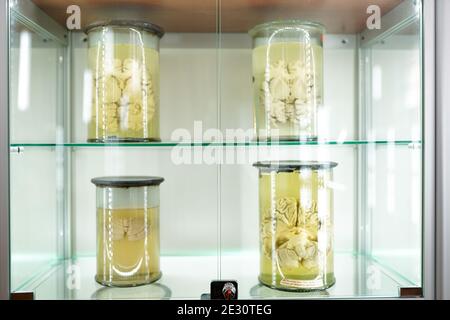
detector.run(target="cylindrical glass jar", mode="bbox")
[92,176,164,287]
[254,161,337,291]
[86,20,164,142]
[249,21,324,141]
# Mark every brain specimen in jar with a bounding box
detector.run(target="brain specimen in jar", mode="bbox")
[92,57,156,134]
[261,197,331,271]
[260,59,317,130]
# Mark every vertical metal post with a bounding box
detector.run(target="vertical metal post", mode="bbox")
[357,45,371,295]
[63,31,73,300]
[435,0,449,300]
[216,0,222,281]
[421,0,436,300]
[0,0,10,301]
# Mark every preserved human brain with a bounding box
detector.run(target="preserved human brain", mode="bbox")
[260,59,320,130]
[277,229,318,269]
[110,216,148,242]
[261,197,331,271]
[92,58,156,135]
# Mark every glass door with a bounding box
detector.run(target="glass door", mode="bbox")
[9,0,68,299]
[218,0,423,299]
[9,0,221,300]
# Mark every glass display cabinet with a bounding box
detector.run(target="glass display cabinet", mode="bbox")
[0,0,441,299]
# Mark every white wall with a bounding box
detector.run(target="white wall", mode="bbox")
[370,34,421,142]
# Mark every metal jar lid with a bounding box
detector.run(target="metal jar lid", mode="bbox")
[253,161,338,173]
[91,176,165,188]
[85,20,165,38]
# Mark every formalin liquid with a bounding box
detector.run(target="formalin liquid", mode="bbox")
[96,207,160,287]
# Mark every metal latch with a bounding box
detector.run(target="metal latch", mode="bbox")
[10,147,25,154]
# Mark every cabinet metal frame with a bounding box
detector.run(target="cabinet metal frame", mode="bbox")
[0,0,10,301]
[435,0,450,300]
[422,0,436,300]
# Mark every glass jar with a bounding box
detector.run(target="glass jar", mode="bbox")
[86,20,164,142]
[92,176,164,287]
[249,21,324,141]
[253,161,337,291]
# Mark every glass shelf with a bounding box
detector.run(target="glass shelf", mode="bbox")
[15,252,416,300]
[10,140,422,149]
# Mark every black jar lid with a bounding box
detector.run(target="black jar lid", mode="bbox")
[85,20,165,38]
[253,161,338,173]
[91,176,165,188]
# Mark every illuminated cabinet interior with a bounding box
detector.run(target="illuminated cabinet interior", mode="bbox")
[5,0,429,300]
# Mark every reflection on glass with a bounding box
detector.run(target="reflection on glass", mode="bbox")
[92,283,172,300]
[250,283,330,299]
[18,30,31,111]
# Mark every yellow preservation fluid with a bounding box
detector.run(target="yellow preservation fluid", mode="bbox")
[254,161,336,291]
[96,208,161,287]
[88,44,160,142]
[249,21,324,141]
[85,21,164,142]
[92,176,164,287]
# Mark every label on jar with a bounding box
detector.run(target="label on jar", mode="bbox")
[280,278,324,289]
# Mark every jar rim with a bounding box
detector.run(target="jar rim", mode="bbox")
[85,20,165,38]
[253,161,338,172]
[248,20,325,37]
[91,176,165,188]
